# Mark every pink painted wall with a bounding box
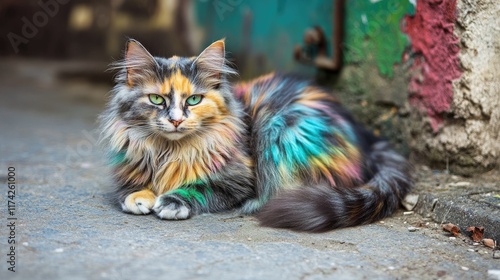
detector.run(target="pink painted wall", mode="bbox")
[404,0,462,132]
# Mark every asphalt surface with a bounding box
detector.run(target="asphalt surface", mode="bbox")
[0,59,499,280]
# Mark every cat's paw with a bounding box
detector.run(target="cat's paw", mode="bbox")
[153,195,191,220]
[121,190,156,215]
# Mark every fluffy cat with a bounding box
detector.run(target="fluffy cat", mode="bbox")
[100,39,412,232]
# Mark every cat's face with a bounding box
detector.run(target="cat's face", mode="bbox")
[113,39,236,141]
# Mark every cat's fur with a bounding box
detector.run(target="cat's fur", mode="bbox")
[100,39,412,232]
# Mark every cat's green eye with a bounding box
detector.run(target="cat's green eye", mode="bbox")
[149,94,165,105]
[186,95,203,106]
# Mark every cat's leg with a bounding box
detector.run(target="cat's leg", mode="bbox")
[121,189,157,215]
[152,189,194,219]
[153,168,255,220]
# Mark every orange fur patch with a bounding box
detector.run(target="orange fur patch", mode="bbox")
[127,189,156,202]
[168,69,193,96]
[153,161,205,194]
[188,90,228,121]
[123,188,157,214]
[297,86,337,105]
[159,79,170,95]
[206,90,229,115]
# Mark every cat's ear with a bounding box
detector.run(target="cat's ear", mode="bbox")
[194,39,236,88]
[124,39,157,86]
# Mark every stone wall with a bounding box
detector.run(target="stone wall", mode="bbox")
[404,0,500,175]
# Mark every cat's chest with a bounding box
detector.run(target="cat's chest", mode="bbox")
[148,146,227,194]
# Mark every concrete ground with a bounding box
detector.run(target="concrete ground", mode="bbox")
[0,59,499,280]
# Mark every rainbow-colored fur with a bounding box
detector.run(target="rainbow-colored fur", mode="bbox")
[100,39,412,232]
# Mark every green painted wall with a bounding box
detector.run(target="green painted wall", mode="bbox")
[344,0,415,77]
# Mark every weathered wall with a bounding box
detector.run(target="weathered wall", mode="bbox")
[343,0,414,78]
[404,0,500,175]
[329,0,414,154]
[404,0,461,131]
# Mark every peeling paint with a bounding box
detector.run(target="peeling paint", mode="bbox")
[404,0,462,131]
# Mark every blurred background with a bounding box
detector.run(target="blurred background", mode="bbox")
[0,0,343,76]
[1,0,498,175]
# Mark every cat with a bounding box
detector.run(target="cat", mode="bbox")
[100,38,412,232]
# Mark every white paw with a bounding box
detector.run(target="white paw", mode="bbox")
[122,194,155,215]
[153,195,191,220]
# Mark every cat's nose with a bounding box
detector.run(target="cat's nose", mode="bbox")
[169,119,183,127]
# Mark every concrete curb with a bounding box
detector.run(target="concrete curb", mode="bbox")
[414,188,500,243]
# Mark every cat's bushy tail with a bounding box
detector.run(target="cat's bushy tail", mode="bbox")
[257,141,412,232]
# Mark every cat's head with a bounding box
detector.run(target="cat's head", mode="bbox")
[110,39,238,141]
